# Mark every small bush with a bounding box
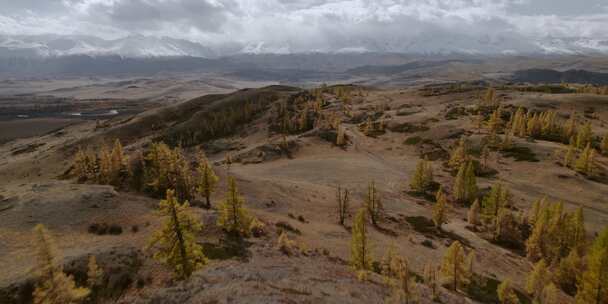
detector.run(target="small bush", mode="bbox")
[421,239,435,249]
[404,136,423,145]
[88,223,123,235]
[500,146,539,162]
[277,232,296,256]
[249,218,266,238]
[108,225,123,235]
[88,223,109,235]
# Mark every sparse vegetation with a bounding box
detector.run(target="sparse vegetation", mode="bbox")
[7,75,608,304]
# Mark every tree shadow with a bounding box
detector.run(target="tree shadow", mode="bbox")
[404,216,472,247]
[202,236,252,262]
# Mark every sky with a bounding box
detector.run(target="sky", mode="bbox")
[1,0,608,54]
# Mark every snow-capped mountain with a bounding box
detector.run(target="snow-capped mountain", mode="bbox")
[1,34,608,59]
[0,34,221,58]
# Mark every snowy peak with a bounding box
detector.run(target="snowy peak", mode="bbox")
[1,34,608,58]
[0,35,219,58]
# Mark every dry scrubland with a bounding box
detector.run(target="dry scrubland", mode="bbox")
[1,83,608,304]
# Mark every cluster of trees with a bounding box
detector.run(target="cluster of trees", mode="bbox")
[72,138,257,283]
[271,92,323,135]
[74,141,220,206]
[508,108,563,141]
[447,137,469,169]
[453,161,478,205]
[409,158,434,193]
[574,85,608,95]
[526,226,608,304]
[164,98,270,147]
[140,143,197,201]
[382,245,419,303]
[521,197,608,303]
[73,139,129,187]
[465,183,524,246]
[407,138,481,231]
[30,176,255,303]
[561,139,598,176]
[147,189,207,279]
[147,176,252,279]
[354,232,479,303]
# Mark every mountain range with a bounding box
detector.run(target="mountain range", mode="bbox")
[2,34,608,59]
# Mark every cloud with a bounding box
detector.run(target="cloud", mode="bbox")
[0,0,607,54]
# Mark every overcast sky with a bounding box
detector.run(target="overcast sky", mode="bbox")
[1,0,607,53]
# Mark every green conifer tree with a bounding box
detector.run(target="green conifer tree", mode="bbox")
[453,163,467,203]
[217,177,250,236]
[196,151,219,208]
[148,190,207,279]
[410,158,434,193]
[387,255,418,304]
[468,199,481,226]
[575,143,595,174]
[576,122,593,149]
[497,279,520,304]
[448,137,468,169]
[365,181,382,226]
[32,224,90,304]
[488,107,502,133]
[564,139,576,168]
[526,259,550,302]
[86,255,103,288]
[440,241,468,291]
[575,227,608,304]
[98,143,112,185]
[109,139,129,186]
[73,148,97,182]
[528,196,546,228]
[541,283,560,304]
[568,207,587,254]
[454,161,477,205]
[351,208,372,278]
[556,249,584,295]
[511,107,526,137]
[337,186,350,226]
[484,87,497,106]
[433,186,448,230]
[526,207,549,262]
[564,112,577,142]
[423,262,439,300]
[482,183,510,222]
